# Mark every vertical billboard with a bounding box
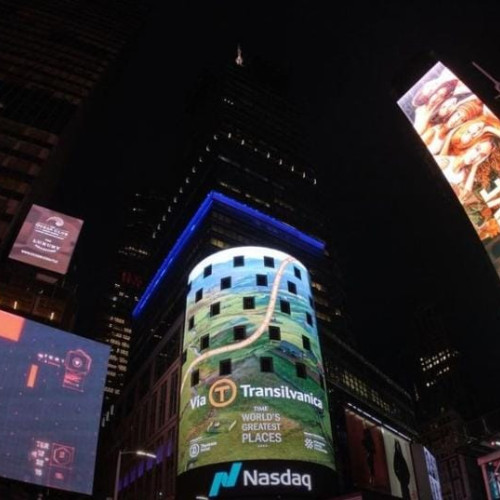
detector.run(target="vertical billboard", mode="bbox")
[411,443,443,500]
[9,204,84,274]
[0,310,110,495]
[344,409,418,499]
[178,247,335,498]
[397,61,500,275]
[478,451,500,500]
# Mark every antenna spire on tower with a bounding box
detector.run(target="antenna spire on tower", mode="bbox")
[235,44,244,66]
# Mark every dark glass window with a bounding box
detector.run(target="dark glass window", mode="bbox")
[233,256,244,267]
[256,274,268,286]
[182,350,187,364]
[195,288,203,302]
[188,316,195,330]
[203,265,212,277]
[260,357,274,373]
[220,359,232,375]
[243,297,255,309]
[287,281,297,294]
[306,312,313,326]
[296,362,307,379]
[210,302,221,316]
[187,282,192,293]
[302,335,311,351]
[269,326,281,341]
[191,369,200,386]
[264,256,275,268]
[233,325,246,340]
[200,334,209,350]
[294,267,302,279]
[221,276,232,289]
[309,296,314,308]
[280,299,291,314]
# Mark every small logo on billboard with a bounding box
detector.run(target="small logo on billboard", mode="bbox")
[209,462,242,497]
[209,378,237,408]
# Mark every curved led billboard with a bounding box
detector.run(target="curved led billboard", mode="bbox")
[397,61,500,275]
[0,310,110,495]
[178,247,335,498]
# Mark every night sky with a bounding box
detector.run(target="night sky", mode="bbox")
[52,2,500,414]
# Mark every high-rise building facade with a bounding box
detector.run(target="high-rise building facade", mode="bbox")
[95,53,435,500]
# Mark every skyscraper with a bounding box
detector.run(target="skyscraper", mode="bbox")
[95,52,432,500]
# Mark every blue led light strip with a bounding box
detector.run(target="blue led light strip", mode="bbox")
[133,190,325,318]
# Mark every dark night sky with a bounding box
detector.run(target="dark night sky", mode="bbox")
[53,1,500,413]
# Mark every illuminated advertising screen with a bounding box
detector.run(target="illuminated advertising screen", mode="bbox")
[345,409,418,499]
[0,310,110,495]
[9,204,84,275]
[483,457,500,500]
[397,61,500,275]
[178,247,335,498]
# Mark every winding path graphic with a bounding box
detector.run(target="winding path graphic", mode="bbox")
[180,256,296,392]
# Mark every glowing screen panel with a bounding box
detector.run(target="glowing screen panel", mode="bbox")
[0,310,110,495]
[177,247,335,498]
[397,61,500,275]
[9,204,84,275]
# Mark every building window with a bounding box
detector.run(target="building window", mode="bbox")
[204,265,212,277]
[221,276,232,289]
[220,359,232,375]
[294,267,302,280]
[233,256,244,267]
[201,334,210,350]
[296,362,307,379]
[234,325,246,340]
[210,302,221,316]
[287,281,297,294]
[195,288,203,302]
[302,335,311,351]
[269,326,281,341]
[306,312,313,326]
[264,256,275,268]
[191,369,200,386]
[256,274,268,286]
[309,296,314,308]
[280,299,291,314]
[260,357,274,373]
[188,316,195,330]
[243,297,255,309]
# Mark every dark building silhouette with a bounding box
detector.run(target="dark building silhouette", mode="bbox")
[95,52,430,500]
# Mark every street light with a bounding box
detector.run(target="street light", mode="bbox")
[113,449,157,500]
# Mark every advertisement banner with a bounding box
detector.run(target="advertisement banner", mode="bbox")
[0,310,110,495]
[178,247,335,498]
[345,409,417,500]
[9,204,84,275]
[397,61,500,275]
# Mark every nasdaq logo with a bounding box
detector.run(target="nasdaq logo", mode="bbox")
[208,462,242,497]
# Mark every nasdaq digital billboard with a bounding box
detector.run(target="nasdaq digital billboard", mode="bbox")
[177,247,335,498]
[9,204,84,275]
[345,409,418,500]
[0,310,110,495]
[397,61,500,275]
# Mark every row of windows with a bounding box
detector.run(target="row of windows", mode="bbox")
[188,298,313,326]
[201,257,302,278]
[188,326,312,352]
[194,275,305,302]
[191,357,318,386]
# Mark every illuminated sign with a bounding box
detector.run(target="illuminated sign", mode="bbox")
[345,409,418,499]
[478,450,500,500]
[9,204,83,275]
[0,310,110,495]
[177,247,335,498]
[397,61,500,275]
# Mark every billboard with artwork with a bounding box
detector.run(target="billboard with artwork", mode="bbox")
[9,204,83,275]
[397,61,500,275]
[0,310,110,495]
[177,246,335,498]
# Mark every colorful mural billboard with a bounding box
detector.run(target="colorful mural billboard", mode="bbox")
[397,61,500,274]
[177,247,335,498]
